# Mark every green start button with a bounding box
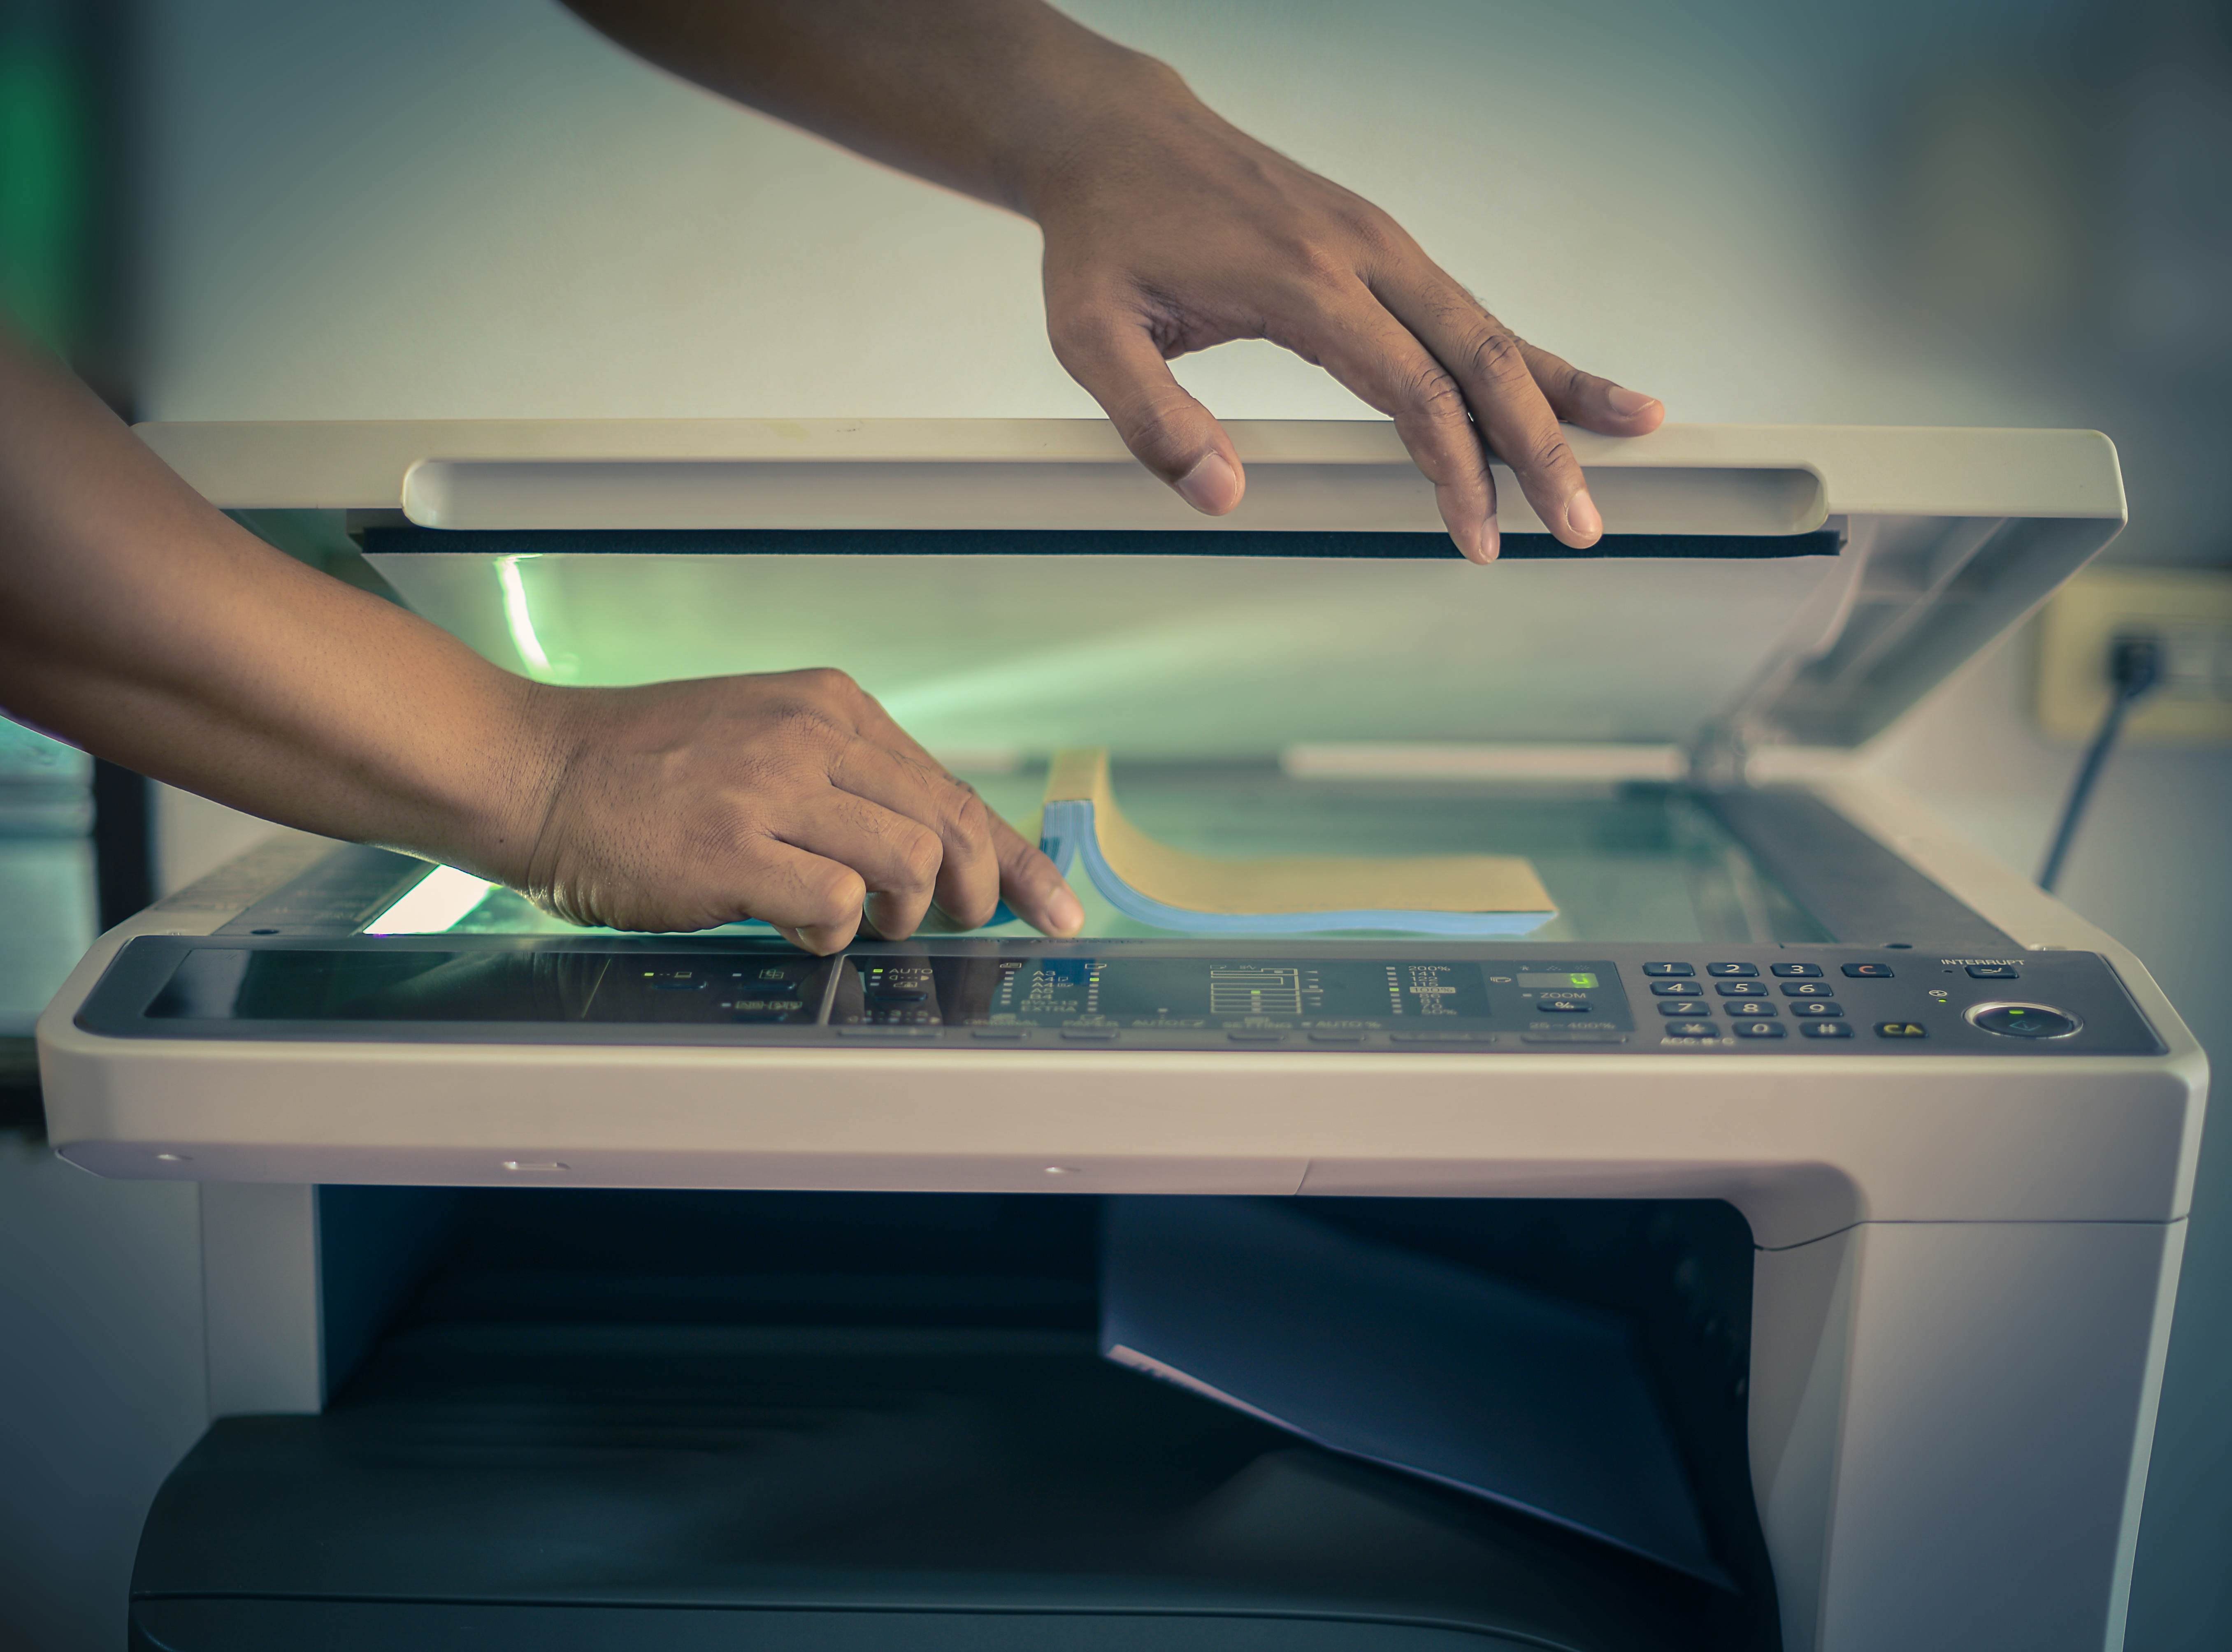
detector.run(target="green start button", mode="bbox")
[1969,1003,2081,1039]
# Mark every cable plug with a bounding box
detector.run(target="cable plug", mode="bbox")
[2107,631,2165,701]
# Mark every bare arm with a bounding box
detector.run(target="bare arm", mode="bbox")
[562,0,1663,559]
[0,332,1081,950]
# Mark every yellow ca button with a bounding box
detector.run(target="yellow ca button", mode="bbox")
[1874,1021,1930,1039]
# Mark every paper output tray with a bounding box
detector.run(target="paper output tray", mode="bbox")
[130,1189,1776,1652]
[133,1331,1726,1652]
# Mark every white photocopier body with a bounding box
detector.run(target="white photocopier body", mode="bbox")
[37,420,2205,1652]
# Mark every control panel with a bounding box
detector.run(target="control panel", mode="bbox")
[77,937,2165,1056]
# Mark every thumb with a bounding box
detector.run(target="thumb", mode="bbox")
[1049,307,1245,515]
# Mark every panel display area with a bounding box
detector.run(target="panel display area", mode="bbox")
[75,936,2166,1056]
[839,955,1542,1035]
[129,945,1605,1039]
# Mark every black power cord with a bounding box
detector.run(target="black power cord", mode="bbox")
[2038,631,2165,893]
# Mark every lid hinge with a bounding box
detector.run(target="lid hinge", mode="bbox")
[1680,518,1872,787]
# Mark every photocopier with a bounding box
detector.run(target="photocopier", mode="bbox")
[37,419,2205,1652]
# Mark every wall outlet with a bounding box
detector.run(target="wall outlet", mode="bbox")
[2035,567,2232,745]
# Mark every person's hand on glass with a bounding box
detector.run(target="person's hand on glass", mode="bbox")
[0,334,1082,952]
[522,668,1080,950]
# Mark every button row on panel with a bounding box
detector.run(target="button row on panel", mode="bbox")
[1657,961,1902,979]
[1656,1000,1848,1019]
[1664,1019,1856,1040]
[1654,978,1842,1000]
[1647,960,1911,979]
[1646,961,1904,979]
[1646,961,1900,982]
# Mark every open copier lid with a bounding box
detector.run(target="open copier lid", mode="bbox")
[137,418,2127,763]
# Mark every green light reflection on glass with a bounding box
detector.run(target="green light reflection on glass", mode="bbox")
[495,555,553,677]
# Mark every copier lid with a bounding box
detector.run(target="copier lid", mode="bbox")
[140,418,2125,757]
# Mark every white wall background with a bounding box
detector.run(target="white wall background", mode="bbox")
[5,0,2226,1646]
[137,0,2118,429]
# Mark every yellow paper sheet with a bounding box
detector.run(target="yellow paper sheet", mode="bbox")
[1043,748,1554,917]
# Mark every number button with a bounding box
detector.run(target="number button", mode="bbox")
[1642,962,1695,977]
[1726,1001,1778,1018]
[1707,962,1760,977]
[1734,1021,1788,1039]
[1651,980,1703,997]
[1770,963,1825,978]
[1715,981,1768,998]
[1791,1001,1844,1018]
[1780,982,1834,998]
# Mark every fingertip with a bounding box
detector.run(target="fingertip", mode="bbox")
[992,819,1085,937]
[802,921,859,955]
[1449,514,1499,564]
[1601,385,1665,434]
[1562,489,1604,549]
[776,917,857,954]
[1042,882,1085,939]
[858,898,910,944]
[1174,450,1244,516]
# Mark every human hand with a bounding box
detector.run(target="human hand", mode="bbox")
[556,1,1653,558]
[509,668,1083,952]
[1027,73,1665,562]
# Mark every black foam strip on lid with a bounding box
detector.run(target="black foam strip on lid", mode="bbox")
[362,526,1841,561]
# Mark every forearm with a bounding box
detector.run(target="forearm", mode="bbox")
[0,334,553,879]
[557,0,1190,216]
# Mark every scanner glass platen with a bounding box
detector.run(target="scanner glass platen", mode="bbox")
[371,767,1826,947]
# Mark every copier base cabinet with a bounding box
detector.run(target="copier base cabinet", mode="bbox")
[163,1171,2187,1652]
